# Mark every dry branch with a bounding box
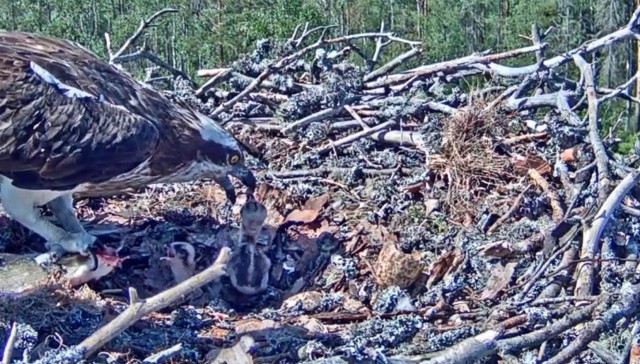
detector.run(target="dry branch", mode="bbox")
[313,120,397,155]
[363,47,423,82]
[1,322,17,364]
[106,8,178,62]
[495,300,601,353]
[142,343,183,363]
[210,29,420,121]
[528,169,564,223]
[420,330,501,363]
[573,55,611,204]
[575,166,640,299]
[281,107,345,133]
[74,247,230,358]
[546,283,640,363]
[364,44,547,89]
[103,8,192,84]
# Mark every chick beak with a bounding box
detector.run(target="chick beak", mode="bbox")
[86,245,101,271]
[163,244,175,258]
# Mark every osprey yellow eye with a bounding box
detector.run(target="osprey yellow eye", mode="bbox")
[229,154,240,165]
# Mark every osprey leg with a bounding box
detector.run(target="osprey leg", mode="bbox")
[47,194,86,234]
[0,182,96,254]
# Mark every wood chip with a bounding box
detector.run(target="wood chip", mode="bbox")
[479,261,517,300]
[373,229,424,289]
[427,249,465,288]
[285,193,330,224]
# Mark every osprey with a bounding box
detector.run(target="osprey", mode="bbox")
[0,31,256,260]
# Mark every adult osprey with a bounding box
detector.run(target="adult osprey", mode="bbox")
[0,31,256,260]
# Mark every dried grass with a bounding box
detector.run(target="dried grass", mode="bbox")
[429,97,516,222]
[0,276,104,335]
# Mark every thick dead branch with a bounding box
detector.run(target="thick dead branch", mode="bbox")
[575,167,640,298]
[314,120,397,155]
[371,21,388,66]
[197,68,229,77]
[364,47,423,83]
[479,10,640,77]
[573,55,611,205]
[324,32,421,47]
[546,283,640,364]
[420,330,501,363]
[195,69,232,96]
[75,247,230,358]
[588,342,621,364]
[281,107,345,133]
[364,44,547,89]
[496,300,600,353]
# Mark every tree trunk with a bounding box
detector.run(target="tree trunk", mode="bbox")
[634,0,640,133]
[217,0,224,65]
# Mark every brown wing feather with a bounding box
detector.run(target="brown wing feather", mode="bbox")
[0,31,168,118]
[0,32,164,191]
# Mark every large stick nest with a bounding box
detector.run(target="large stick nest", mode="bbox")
[3,8,640,364]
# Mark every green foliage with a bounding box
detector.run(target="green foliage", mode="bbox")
[0,0,624,74]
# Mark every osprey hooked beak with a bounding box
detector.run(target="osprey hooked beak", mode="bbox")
[215,164,256,205]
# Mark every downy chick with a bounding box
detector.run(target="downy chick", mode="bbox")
[160,242,196,284]
[65,244,128,286]
[0,243,126,295]
[228,195,271,295]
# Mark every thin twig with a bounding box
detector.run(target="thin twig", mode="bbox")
[269,166,411,179]
[487,185,531,234]
[1,322,18,364]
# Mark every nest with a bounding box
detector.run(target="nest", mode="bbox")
[428,98,516,222]
[0,280,105,339]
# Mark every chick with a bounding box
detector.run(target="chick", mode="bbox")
[228,235,271,295]
[0,243,126,295]
[239,194,268,239]
[64,244,128,286]
[160,242,196,284]
[227,196,272,295]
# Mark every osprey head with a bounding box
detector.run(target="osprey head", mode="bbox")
[193,112,256,204]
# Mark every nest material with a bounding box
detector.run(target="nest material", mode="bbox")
[429,98,516,221]
[0,281,104,337]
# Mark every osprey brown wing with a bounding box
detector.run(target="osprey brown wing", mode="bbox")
[0,33,160,191]
[0,31,172,117]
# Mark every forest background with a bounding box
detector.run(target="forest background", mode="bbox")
[0,0,636,151]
